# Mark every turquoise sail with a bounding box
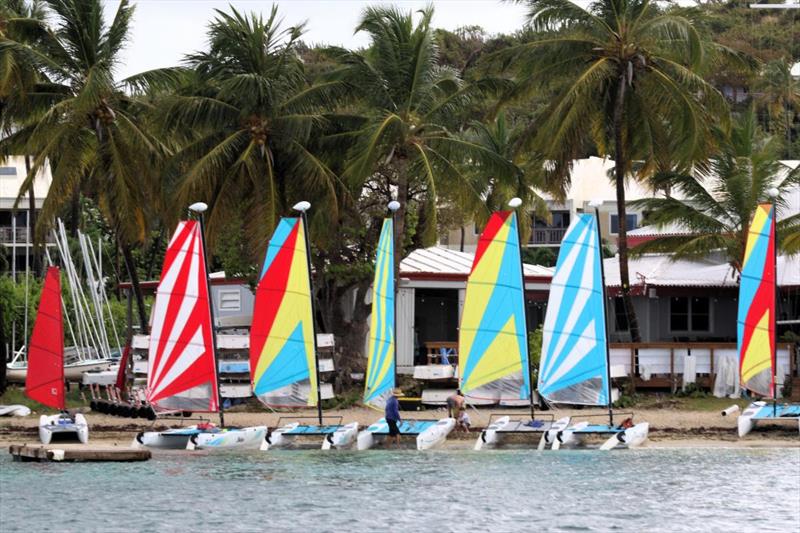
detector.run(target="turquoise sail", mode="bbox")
[538,214,609,405]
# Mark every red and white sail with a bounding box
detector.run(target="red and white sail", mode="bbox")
[146,221,219,412]
[26,266,65,410]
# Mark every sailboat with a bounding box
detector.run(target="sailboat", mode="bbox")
[466,200,571,450]
[135,213,266,450]
[27,266,89,445]
[251,201,352,450]
[355,202,455,451]
[538,206,649,450]
[736,201,800,437]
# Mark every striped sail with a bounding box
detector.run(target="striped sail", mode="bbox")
[538,214,609,406]
[459,211,530,401]
[363,218,395,408]
[250,217,318,407]
[146,221,219,412]
[738,204,776,397]
[26,266,65,410]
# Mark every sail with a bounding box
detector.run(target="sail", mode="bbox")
[538,214,609,406]
[146,221,219,412]
[363,218,395,407]
[459,211,530,401]
[26,266,65,410]
[738,203,776,397]
[250,217,318,407]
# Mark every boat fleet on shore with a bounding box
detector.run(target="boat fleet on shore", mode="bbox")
[5,196,799,451]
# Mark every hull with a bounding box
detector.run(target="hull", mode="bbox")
[738,401,766,437]
[416,418,455,450]
[542,417,572,450]
[737,401,800,437]
[133,426,202,449]
[263,423,300,450]
[189,426,268,451]
[599,423,650,450]
[474,416,510,450]
[0,405,31,417]
[325,422,359,450]
[39,414,89,445]
[9,359,115,384]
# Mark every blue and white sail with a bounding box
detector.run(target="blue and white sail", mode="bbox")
[538,214,609,406]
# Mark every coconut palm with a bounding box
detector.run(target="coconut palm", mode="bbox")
[756,58,800,158]
[631,110,800,272]
[154,6,342,252]
[328,5,518,259]
[0,0,168,332]
[503,0,745,341]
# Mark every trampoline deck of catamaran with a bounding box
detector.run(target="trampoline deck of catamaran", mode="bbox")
[364,419,438,435]
[490,413,557,434]
[271,416,344,436]
[749,403,800,420]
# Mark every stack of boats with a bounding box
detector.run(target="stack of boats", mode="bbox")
[10,197,798,450]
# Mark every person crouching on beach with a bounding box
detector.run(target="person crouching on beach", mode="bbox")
[457,410,471,433]
[385,388,403,448]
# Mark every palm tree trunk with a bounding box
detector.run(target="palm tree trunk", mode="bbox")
[613,73,641,343]
[0,299,6,395]
[120,241,149,334]
[24,156,41,276]
[460,226,465,252]
[394,155,409,271]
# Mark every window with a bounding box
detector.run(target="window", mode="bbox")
[0,166,16,176]
[217,289,241,311]
[609,214,638,234]
[613,297,629,332]
[550,211,570,228]
[670,297,710,332]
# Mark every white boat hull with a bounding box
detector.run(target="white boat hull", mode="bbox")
[0,405,31,417]
[542,417,572,450]
[474,416,510,450]
[188,426,268,451]
[326,422,359,450]
[599,423,650,450]
[39,414,88,445]
[738,401,765,437]
[8,359,115,383]
[416,418,455,450]
[133,427,199,449]
[262,423,300,450]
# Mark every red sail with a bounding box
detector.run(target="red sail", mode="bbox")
[26,266,65,410]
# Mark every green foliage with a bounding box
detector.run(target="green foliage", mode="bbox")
[0,384,85,412]
[528,325,543,371]
[522,247,556,267]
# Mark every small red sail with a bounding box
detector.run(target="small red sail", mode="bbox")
[26,266,65,410]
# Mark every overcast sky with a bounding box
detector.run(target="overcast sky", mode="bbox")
[102,1,531,79]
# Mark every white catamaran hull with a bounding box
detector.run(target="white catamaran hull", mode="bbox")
[324,422,359,450]
[416,418,455,450]
[738,401,765,437]
[262,422,300,450]
[187,426,268,451]
[599,423,650,450]
[0,405,31,417]
[8,358,115,383]
[39,414,89,445]
[474,416,510,450]
[133,427,200,449]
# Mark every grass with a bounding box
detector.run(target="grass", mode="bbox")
[1,385,87,413]
[624,392,752,412]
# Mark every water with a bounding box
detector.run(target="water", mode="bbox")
[1,448,798,532]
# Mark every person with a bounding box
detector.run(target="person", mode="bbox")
[446,389,465,419]
[385,388,403,448]
[457,410,471,433]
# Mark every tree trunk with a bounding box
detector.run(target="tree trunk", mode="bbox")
[145,226,165,280]
[613,73,641,343]
[23,156,41,276]
[120,242,149,334]
[460,226,465,252]
[394,155,409,270]
[68,189,80,237]
[0,298,6,395]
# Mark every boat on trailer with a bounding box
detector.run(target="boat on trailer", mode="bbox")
[134,216,265,450]
[736,202,800,437]
[250,203,351,450]
[358,206,454,450]
[538,209,649,450]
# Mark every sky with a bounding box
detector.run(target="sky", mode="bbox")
[103,1,530,79]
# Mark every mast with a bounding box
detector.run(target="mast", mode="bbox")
[508,198,535,419]
[591,202,614,427]
[294,201,323,425]
[388,200,401,391]
[189,202,225,427]
[768,188,779,416]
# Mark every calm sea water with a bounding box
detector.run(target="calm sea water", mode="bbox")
[1,448,798,532]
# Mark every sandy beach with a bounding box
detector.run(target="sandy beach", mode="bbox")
[2,406,798,448]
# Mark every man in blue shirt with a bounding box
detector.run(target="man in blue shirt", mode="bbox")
[385,388,402,448]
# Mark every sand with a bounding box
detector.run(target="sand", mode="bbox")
[2,406,798,448]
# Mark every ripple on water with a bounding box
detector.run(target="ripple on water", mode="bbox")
[1,448,798,532]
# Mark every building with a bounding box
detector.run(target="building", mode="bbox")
[0,156,52,274]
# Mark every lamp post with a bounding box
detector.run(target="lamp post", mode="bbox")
[189,202,224,427]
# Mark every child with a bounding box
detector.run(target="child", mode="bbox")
[457,410,471,432]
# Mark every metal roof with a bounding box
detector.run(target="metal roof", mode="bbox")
[400,246,553,280]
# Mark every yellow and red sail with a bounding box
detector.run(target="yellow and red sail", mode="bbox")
[738,204,776,397]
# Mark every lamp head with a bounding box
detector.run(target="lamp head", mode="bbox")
[508,197,523,208]
[189,202,208,213]
[292,201,311,213]
[388,201,401,212]
[588,199,603,208]
[767,188,779,199]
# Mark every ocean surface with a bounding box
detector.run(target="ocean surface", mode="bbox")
[1,447,798,532]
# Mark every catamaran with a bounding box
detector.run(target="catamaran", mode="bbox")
[736,199,800,437]
[251,201,351,450]
[27,266,89,445]
[466,199,571,450]
[134,208,266,450]
[538,205,649,450]
[355,202,455,451]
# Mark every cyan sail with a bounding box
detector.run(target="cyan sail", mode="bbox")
[458,211,530,401]
[363,218,395,408]
[538,213,609,406]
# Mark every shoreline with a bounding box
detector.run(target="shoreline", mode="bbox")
[2,406,798,449]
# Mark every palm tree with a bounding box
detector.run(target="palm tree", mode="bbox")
[155,6,341,252]
[0,0,168,332]
[755,58,800,158]
[503,0,743,341]
[630,110,800,272]
[328,5,518,261]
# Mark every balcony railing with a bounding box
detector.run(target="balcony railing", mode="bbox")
[529,227,566,245]
[0,226,53,244]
